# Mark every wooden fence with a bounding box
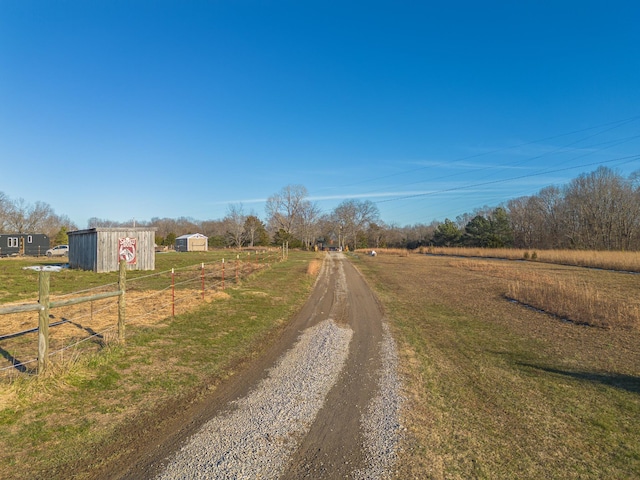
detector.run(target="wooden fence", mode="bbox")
[0,261,126,374]
[0,251,281,377]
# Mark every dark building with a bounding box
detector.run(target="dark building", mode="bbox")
[0,234,50,257]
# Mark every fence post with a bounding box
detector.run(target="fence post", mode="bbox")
[118,260,126,344]
[222,259,225,290]
[171,268,175,317]
[201,263,205,300]
[235,255,239,283]
[37,271,50,374]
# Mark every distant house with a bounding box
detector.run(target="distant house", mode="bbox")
[0,234,49,257]
[68,227,156,273]
[175,233,208,252]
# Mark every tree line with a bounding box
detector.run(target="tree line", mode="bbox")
[2,167,639,251]
[85,185,384,252]
[0,192,77,245]
[402,167,640,251]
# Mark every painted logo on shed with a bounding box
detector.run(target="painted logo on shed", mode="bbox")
[118,237,137,264]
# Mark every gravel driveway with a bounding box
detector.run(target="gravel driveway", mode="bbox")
[120,253,402,479]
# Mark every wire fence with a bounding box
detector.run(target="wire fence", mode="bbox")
[0,251,282,379]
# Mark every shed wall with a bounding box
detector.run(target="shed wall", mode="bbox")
[68,231,98,271]
[187,237,208,251]
[69,228,156,272]
[175,239,188,252]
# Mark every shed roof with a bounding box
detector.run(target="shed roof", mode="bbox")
[176,233,208,240]
[69,227,157,235]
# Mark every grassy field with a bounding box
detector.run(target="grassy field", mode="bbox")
[353,252,640,479]
[417,246,640,273]
[0,249,280,304]
[0,250,317,479]
[2,249,639,478]
[0,250,283,377]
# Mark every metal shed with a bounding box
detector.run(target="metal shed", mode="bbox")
[0,234,50,257]
[175,233,208,252]
[68,227,157,272]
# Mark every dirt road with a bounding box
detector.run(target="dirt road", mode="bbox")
[110,252,401,479]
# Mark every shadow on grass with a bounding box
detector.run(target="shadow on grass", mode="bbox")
[60,317,104,340]
[0,346,31,373]
[519,362,640,394]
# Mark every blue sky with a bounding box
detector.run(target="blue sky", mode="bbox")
[1,1,639,228]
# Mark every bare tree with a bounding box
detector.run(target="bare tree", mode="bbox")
[199,219,228,247]
[563,167,629,249]
[0,191,9,233]
[5,199,54,233]
[243,215,268,247]
[5,198,30,233]
[367,221,388,248]
[244,215,260,247]
[225,203,247,248]
[383,222,407,248]
[507,168,640,251]
[332,199,380,250]
[0,195,76,239]
[507,196,535,248]
[265,185,308,242]
[298,201,321,250]
[39,213,78,241]
[315,214,338,249]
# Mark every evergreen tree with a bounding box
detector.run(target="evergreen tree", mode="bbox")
[53,226,69,246]
[488,207,514,247]
[164,232,177,247]
[432,219,462,246]
[463,215,491,247]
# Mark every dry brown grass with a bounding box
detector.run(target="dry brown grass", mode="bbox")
[444,258,640,331]
[0,288,232,378]
[355,253,640,479]
[306,259,322,276]
[399,248,640,331]
[507,273,640,330]
[356,248,409,257]
[422,246,640,272]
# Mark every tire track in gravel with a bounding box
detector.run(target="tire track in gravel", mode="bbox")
[157,319,353,479]
[280,254,401,479]
[114,253,401,480]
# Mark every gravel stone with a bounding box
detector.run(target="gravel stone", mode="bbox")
[353,321,404,480]
[157,319,353,480]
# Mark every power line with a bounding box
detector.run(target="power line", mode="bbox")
[327,114,640,190]
[375,154,640,204]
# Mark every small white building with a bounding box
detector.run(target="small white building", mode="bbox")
[175,233,208,252]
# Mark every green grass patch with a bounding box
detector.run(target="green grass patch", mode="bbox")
[0,251,319,479]
[0,250,279,303]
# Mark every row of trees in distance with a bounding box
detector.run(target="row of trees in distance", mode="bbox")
[1,167,639,251]
[0,192,78,245]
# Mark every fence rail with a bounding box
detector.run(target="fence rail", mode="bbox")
[0,251,281,377]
